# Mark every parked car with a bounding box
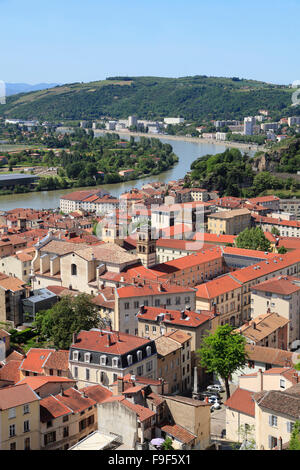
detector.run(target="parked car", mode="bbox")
[207,384,224,393]
[210,402,221,412]
[200,391,221,399]
[208,396,221,404]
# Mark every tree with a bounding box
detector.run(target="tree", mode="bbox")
[235,227,271,252]
[34,294,104,349]
[161,437,174,450]
[197,324,247,399]
[277,245,287,254]
[271,226,280,237]
[289,420,300,450]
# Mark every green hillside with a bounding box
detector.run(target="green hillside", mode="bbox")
[0,75,298,122]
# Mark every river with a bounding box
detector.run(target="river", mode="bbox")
[0,135,255,211]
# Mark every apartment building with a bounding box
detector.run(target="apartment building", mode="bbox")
[59,189,109,214]
[195,274,242,326]
[0,273,28,326]
[0,248,35,283]
[69,329,157,389]
[251,276,300,348]
[279,199,300,220]
[255,215,300,238]
[235,312,289,349]
[150,246,225,288]
[207,208,251,235]
[40,388,97,450]
[115,282,196,336]
[0,383,40,450]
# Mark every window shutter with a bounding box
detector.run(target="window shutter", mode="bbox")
[268,435,272,449]
[269,415,272,426]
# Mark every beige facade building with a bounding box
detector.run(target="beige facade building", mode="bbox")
[251,276,300,348]
[207,208,251,235]
[0,383,40,450]
[0,249,35,283]
[235,312,289,349]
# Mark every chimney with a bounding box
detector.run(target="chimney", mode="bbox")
[106,333,111,347]
[72,332,77,344]
[293,372,299,384]
[180,310,186,320]
[165,313,171,321]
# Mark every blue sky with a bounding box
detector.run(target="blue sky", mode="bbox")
[0,0,299,85]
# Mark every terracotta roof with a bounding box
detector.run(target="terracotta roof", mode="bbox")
[245,344,293,367]
[150,246,222,274]
[224,387,255,417]
[236,312,289,343]
[137,305,214,328]
[79,384,113,403]
[161,423,196,444]
[0,360,21,384]
[40,395,72,422]
[20,348,56,374]
[54,387,96,413]
[164,330,191,345]
[253,389,300,419]
[0,383,39,410]
[0,274,26,292]
[196,274,241,299]
[43,350,69,371]
[17,376,75,391]
[71,329,152,355]
[155,336,182,356]
[117,282,195,299]
[252,276,300,295]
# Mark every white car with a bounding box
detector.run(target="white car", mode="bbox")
[208,396,220,404]
[207,384,224,393]
[210,402,221,411]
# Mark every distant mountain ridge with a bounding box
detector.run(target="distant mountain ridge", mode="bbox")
[0,76,299,122]
[5,83,60,96]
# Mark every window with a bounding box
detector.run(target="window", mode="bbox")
[84,352,91,363]
[47,420,53,428]
[280,379,286,389]
[24,420,30,433]
[152,326,156,333]
[8,408,16,419]
[137,365,144,376]
[146,361,153,372]
[124,302,130,310]
[100,355,107,366]
[112,357,119,368]
[145,325,149,333]
[24,438,30,451]
[72,350,79,361]
[155,299,160,307]
[71,264,77,276]
[10,442,16,450]
[137,350,142,361]
[127,355,133,366]
[134,301,139,308]
[9,424,16,438]
[269,415,278,427]
[63,415,69,423]
[44,431,56,446]
[63,427,69,438]
[86,369,90,381]
[146,345,152,357]
[74,366,78,378]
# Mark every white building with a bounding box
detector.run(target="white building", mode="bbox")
[244,117,256,136]
[164,117,185,125]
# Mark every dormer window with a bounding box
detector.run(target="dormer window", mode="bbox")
[112,357,119,368]
[100,355,107,366]
[146,346,152,357]
[137,350,142,361]
[72,350,79,361]
[84,352,91,363]
[127,354,133,366]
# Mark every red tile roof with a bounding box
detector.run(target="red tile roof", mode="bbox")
[71,329,152,355]
[20,348,56,374]
[17,376,75,391]
[0,383,40,410]
[40,395,72,422]
[137,305,214,328]
[79,384,113,403]
[54,387,96,413]
[196,274,241,299]
[0,360,21,384]
[224,387,255,417]
[161,423,196,444]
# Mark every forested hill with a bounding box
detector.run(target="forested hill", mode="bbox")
[0,76,298,122]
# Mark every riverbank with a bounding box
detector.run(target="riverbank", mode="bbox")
[100,129,265,152]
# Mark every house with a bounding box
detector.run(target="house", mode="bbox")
[253,383,300,450]
[207,208,251,235]
[224,387,256,443]
[69,329,157,389]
